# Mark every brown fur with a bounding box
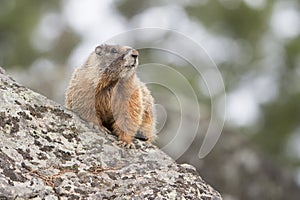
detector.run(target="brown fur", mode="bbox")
[65,44,156,147]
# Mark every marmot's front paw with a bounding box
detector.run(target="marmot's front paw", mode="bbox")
[99,126,110,135]
[117,140,136,149]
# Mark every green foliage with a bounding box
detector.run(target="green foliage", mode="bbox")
[185,1,300,162]
[0,0,78,69]
[285,36,300,69]
[185,1,273,41]
[257,93,300,155]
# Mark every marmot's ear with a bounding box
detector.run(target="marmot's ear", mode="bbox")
[95,46,102,55]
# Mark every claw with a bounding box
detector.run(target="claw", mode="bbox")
[96,120,111,135]
[117,140,136,149]
[144,141,153,148]
[100,126,110,135]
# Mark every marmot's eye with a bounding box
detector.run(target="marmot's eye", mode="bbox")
[111,48,118,54]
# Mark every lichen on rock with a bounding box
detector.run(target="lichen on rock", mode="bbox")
[0,66,222,199]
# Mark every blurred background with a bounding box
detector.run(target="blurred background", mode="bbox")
[1,0,300,199]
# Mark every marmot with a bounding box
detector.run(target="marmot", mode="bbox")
[65,44,157,148]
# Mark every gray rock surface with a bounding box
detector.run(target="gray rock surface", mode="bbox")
[0,67,222,200]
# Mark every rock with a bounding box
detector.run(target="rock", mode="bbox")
[0,66,222,199]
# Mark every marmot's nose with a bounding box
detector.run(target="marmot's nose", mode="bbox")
[131,49,139,58]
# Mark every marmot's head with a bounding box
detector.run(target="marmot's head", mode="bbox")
[93,44,139,78]
[83,44,139,82]
[86,44,137,68]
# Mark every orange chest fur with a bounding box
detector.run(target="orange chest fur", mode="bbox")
[95,81,143,129]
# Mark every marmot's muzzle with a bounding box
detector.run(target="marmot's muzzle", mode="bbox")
[131,49,139,58]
